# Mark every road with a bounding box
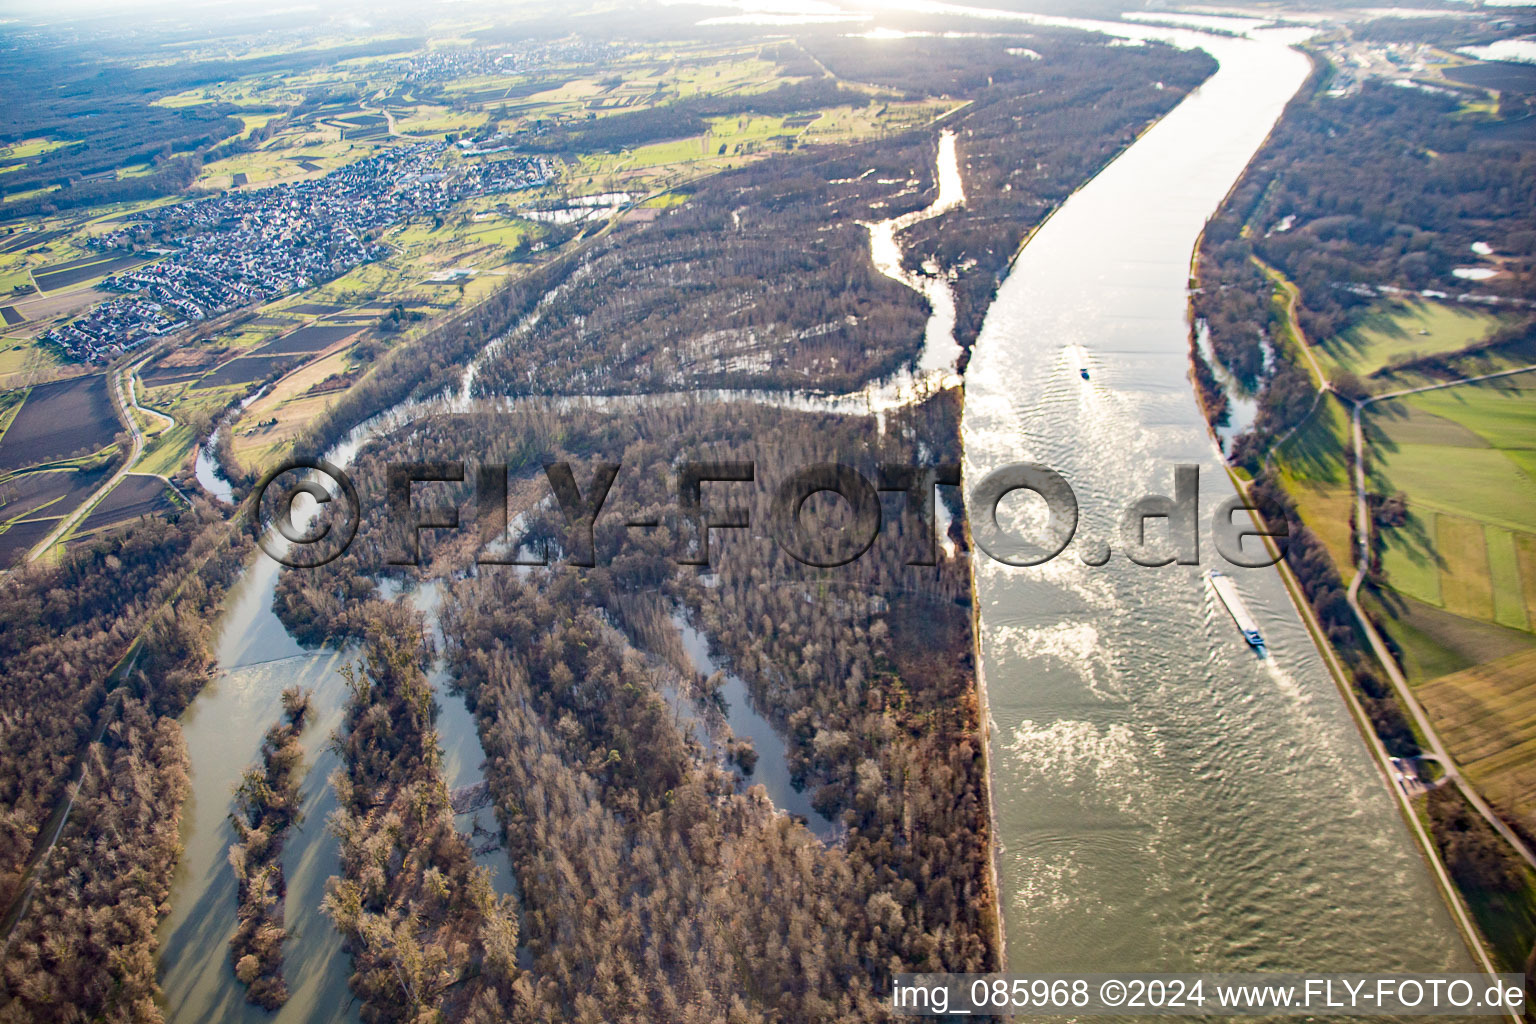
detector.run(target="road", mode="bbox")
[1343,364,1536,872]
[1255,257,1332,459]
[123,358,174,433]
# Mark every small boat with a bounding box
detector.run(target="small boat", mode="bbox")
[1207,569,1266,655]
[1079,368,1090,380]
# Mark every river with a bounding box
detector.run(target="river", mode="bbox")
[865,128,967,377]
[959,20,1476,973]
[155,552,360,1023]
[158,9,1475,1015]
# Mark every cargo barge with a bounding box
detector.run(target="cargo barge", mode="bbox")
[1208,569,1266,655]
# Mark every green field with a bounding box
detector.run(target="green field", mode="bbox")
[1379,507,1443,607]
[1277,390,1351,484]
[1367,589,1536,684]
[135,422,199,479]
[192,128,393,191]
[392,104,487,137]
[0,340,62,388]
[1370,373,1536,641]
[1315,299,1508,388]
[1518,533,1536,628]
[1437,514,1496,621]
[1406,375,1536,481]
[1275,336,1536,848]
[1351,365,1536,938]
[1486,527,1529,631]
[1367,372,1536,652]
[1375,433,1536,535]
[1465,868,1536,976]
[0,138,73,162]
[392,214,540,267]
[565,98,946,196]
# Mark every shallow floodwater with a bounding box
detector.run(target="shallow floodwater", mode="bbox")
[960,22,1475,973]
[671,612,838,838]
[866,128,966,377]
[156,555,361,1024]
[1193,319,1261,443]
[156,566,510,1021]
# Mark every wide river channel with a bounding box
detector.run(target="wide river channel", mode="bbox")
[958,14,1476,975]
[157,9,1474,1022]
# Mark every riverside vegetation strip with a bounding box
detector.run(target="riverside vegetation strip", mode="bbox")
[1192,19,1536,974]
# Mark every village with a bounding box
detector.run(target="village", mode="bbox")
[43,141,554,362]
[399,38,624,84]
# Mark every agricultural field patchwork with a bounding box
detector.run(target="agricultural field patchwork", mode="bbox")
[1407,375,1536,482]
[193,355,297,389]
[1371,373,1536,637]
[1417,649,1536,840]
[0,229,66,254]
[1275,391,1355,567]
[230,346,361,467]
[256,323,364,356]
[68,472,181,544]
[31,253,157,293]
[0,517,54,566]
[0,460,120,566]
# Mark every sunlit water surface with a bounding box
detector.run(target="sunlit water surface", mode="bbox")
[958,18,1473,974]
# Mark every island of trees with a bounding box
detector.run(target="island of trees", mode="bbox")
[228,688,312,1009]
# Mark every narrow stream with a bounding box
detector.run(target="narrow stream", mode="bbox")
[401,580,519,897]
[1193,318,1262,444]
[865,128,967,377]
[668,611,839,838]
[193,438,232,505]
[194,385,270,505]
